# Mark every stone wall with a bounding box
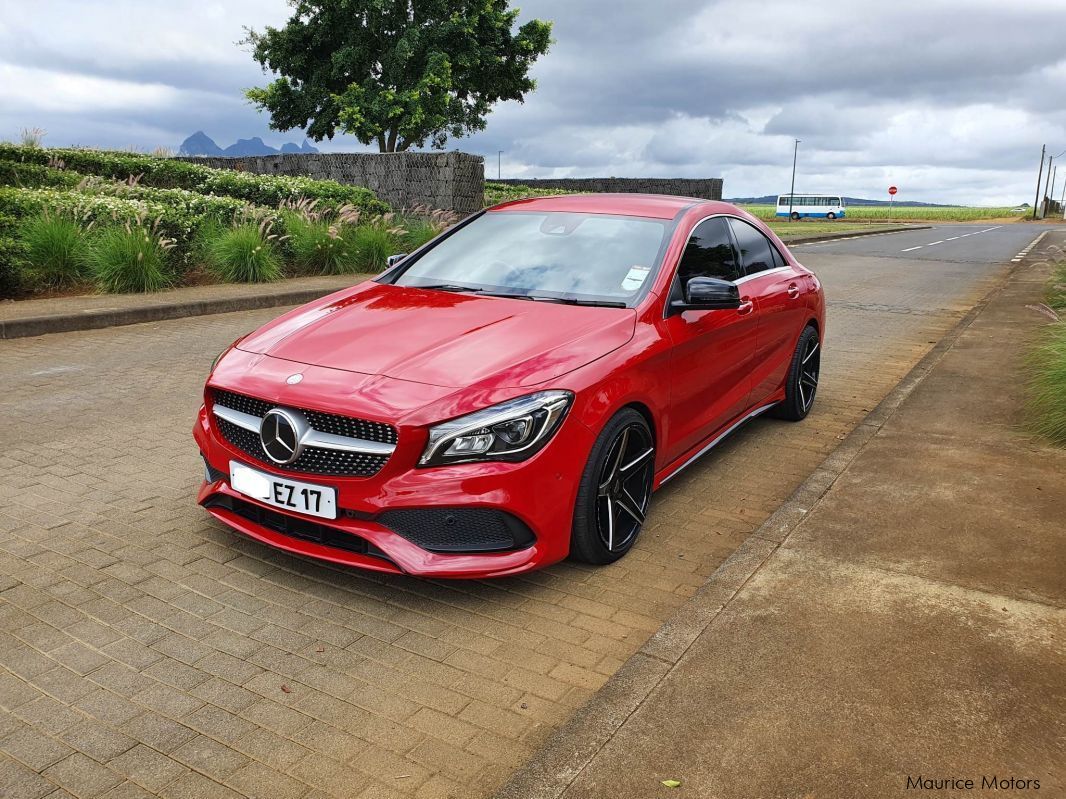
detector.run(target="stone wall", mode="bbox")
[492,177,723,201]
[178,152,485,214]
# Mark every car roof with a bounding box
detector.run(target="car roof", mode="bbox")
[489,192,738,220]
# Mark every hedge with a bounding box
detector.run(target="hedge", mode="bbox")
[0,144,389,215]
[0,187,259,262]
[0,235,24,298]
[0,161,83,190]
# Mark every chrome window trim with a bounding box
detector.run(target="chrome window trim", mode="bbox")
[662,212,794,318]
[212,403,397,457]
[735,265,792,285]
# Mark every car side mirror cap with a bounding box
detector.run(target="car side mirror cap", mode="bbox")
[672,276,742,311]
[385,253,408,268]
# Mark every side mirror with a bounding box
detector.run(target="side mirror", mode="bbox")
[672,276,741,311]
[385,253,408,268]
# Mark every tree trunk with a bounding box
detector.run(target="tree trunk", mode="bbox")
[376,133,387,152]
[386,128,399,152]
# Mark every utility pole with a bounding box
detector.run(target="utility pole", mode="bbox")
[497,150,503,181]
[1051,165,1059,213]
[1043,156,1055,218]
[1033,145,1046,221]
[788,139,800,222]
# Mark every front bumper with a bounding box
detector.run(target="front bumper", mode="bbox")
[194,402,594,578]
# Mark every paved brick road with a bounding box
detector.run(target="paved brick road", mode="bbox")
[0,243,1008,799]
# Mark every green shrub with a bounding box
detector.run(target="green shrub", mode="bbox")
[350,214,406,272]
[19,212,90,288]
[203,219,284,283]
[283,212,360,275]
[0,161,82,189]
[1028,322,1066,444]
[0,144,389,215]
[87,219,175,293]
[399,207,459,253]
[0,236,26,298]
[0,186,252,264]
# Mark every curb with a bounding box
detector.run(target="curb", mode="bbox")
[492,257,1018,799]
[0,286,348,340]
[780,224,929,245]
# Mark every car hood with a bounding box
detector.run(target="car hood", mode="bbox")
[236,282,637,389]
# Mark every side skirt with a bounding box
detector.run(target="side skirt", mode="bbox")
[655,402,778,487]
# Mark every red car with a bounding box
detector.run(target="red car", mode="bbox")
[195,194,824,578]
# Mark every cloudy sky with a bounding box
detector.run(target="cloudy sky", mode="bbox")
[2,0,1064,204]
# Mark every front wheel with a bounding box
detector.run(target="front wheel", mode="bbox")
[772,326,821,421]
[826,212,836,220]
[570,409,655,564]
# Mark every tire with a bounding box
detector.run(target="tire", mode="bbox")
[772,325,821,421]
[826,212,836,220]
[790,211,800,221]
[570,409,655,565]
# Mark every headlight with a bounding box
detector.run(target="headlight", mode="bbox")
[419,391,573,467]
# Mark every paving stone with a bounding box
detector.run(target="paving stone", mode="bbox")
[0,250,1007,798]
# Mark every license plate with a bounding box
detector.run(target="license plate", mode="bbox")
[229,462,337,520]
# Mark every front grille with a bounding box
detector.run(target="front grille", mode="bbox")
[376,508,536,553]
[203,494,392,562]
[211,389,396,477]
[216,417,389,477]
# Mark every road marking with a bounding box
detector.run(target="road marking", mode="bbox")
[1010,230,1048,262]
[901,246,923,252]
[928,240,945,245]
[946,236,959,240]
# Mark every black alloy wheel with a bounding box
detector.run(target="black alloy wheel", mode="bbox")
[570,409,655,564]
[773,325,821,421]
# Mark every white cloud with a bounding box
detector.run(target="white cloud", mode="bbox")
[1,0,1063,205]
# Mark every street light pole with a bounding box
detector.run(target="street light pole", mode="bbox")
[1033,145,1046,221]
[497,150,503,181]
[788,139,800,222]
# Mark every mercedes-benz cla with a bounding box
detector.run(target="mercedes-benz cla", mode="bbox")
[195,194,825,578]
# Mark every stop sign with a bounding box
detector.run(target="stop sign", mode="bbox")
[888,186,898,196]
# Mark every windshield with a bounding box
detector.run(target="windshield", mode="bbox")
[388,211,670,306]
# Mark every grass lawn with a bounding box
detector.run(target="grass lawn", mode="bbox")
[738,203,1021,223]
[1029,260,1066,444]
[768,221,889,240]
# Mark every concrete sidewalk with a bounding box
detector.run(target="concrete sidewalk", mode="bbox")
[0,274,365,339]
[497,244,1066,797]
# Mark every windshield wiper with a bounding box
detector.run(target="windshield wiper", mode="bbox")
[414,283,484,293]
[532,297,628,308]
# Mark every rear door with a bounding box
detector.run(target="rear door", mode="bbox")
[662,217,758,464]
[727,218,808,405]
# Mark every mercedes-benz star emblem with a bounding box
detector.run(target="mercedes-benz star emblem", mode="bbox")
[260,409,303,464]
[286,373,303,385]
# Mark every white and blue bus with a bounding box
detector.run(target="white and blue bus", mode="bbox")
[776,194,846,219]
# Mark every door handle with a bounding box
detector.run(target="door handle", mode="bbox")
[786,283,800,299]
[737,300,754,315]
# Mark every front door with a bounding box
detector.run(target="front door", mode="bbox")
[662,216,758,464]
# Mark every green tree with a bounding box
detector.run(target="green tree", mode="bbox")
[244,1,552,152]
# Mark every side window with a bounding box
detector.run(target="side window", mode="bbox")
[728,218,780,276]
[677,218,741,283]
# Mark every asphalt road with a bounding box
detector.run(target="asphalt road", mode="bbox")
[791,221,1046,262]
[0,226,1032,799]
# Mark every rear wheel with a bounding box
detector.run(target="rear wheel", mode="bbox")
[790,211,801,221]
[570,409,655,564]
[772,326,821,421]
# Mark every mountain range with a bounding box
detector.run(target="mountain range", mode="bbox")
[178,131,319,157]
